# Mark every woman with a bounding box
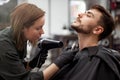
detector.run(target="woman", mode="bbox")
[0,3,78,80]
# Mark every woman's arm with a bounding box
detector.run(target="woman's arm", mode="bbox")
[43,63,59,80]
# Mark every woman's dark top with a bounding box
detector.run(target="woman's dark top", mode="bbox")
[0,27,43,80]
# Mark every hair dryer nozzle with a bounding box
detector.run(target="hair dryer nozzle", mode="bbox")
[38,38,63,50]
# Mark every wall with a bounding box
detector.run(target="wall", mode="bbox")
[50,0,70,36]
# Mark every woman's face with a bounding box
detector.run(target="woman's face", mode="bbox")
[23,16,45,42]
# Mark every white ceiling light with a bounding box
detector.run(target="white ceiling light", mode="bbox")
[0,0,10,6]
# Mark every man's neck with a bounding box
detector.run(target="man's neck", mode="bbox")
[78,34,98,50]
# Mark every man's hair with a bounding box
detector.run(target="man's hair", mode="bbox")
[90,5,115,40]
[10,3,45,51]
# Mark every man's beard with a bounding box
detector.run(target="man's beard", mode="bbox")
[71,25,92,34]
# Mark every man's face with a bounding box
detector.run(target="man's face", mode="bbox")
[71,9,102,34]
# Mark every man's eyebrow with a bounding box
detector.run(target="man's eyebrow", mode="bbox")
[85,10,94,17]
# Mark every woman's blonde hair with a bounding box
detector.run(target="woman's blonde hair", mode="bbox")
[10,3,45,51]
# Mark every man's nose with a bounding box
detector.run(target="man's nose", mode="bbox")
[78,13,84,18]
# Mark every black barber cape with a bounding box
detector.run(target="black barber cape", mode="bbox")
[50,46,120,80]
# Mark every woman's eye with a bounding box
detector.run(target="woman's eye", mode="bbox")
[36,27,41,30]
[36,26,42,30]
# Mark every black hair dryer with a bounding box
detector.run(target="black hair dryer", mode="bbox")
[38,38,64,50]
[28,38,63,69]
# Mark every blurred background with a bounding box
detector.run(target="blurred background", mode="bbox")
[0,0,120,69]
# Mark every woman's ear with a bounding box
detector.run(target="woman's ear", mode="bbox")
[93,26,104,34]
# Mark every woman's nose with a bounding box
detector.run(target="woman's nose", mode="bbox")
[40,29,44,34]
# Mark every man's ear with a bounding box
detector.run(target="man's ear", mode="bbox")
[93,26,104,34]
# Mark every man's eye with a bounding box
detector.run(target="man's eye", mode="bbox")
[86,14,92,17]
